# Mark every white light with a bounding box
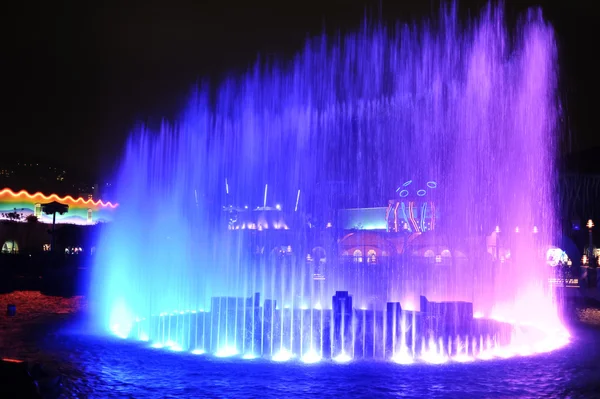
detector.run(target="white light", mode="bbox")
[110,323,129,339]
[301,351,322,364]
[263,184,268,208]
[215,347,238,358]
[151,343,164,349]
[272,349,292,362]
[170,344,184,352]
[295,189,301,212]
[191,349,205,355]
[392,350,414,365]
[275,204,281,210]
[452,353,474,363]
[421,351,448,364]
[242,353,257,360]
[333,352,352,363]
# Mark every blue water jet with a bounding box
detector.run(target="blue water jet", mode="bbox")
[91,3,566,361]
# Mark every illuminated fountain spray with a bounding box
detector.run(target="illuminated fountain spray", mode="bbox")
[92,2,569,363]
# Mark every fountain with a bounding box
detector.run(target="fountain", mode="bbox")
[91,3,569,363]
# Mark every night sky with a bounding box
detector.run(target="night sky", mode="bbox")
[3,0,597,182]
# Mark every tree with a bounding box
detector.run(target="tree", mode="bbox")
[2,208,23,222]
[24,214,39,252]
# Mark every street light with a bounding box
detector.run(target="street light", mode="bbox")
[587,219,594,229]
[587,219,595,267]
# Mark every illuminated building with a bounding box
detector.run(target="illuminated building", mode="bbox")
[0,188,117,225]
[0,188,118,253]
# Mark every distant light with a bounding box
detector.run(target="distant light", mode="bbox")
[533,226,539,234]
[295,189,301,212]
[0,188,118,208]
[192,349,205,355]
[495,226,500,233]
[587,219,594,229]
[1,358,24,363]
[242,353,257,360]
[275,204,281,210]
[326,222,332,228]
[473,311,484,319]
[244,205,248,209]
[151,343,164,349]
[515,226,520,233]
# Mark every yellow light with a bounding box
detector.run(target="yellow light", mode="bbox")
[0,188,118,208]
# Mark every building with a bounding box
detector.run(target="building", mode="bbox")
[0,188,118,254]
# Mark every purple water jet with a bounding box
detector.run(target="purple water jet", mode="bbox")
[92,3,568,362]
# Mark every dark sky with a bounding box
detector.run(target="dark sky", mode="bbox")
[2,0,597,182]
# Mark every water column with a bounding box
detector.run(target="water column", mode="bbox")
[93,3,562,359]
[385,302,402,358]
[332,291,353,359]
